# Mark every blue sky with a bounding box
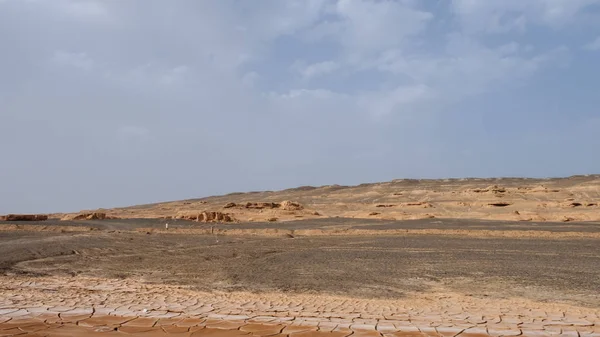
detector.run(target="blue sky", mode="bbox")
[1,0,599,213]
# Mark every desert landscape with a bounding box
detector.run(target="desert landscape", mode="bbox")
[6,0,600,334]
[1,175,600,336]
[42,174,600,223]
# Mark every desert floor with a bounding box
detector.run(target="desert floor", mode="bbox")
[1,217,600,336]
[1,176,600,336]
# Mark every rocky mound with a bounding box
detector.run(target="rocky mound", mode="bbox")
[175,211,235,223]
[61,212,117,221]
[0,214,49,221]
[471,185,507,194]
[223,200,303,211]
[280,200,303,211]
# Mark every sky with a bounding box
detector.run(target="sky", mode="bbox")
[1,0,600,213]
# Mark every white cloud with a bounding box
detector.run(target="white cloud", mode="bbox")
[241,71,259,87]
[60,0,107,20]
[42,1,574,121]
[160,66,190,86]
[372,36,569,111]
[296,61,340,79]
[236,0,328,40]
[308,0,432,56]
[361,84,434,118]
[584,36,600,50]
[285,1,572,119]
[105,63,194,90]
[275,88,343,100]
[51,51,94,71]
[496,42,521,56]
[451,0,600,33]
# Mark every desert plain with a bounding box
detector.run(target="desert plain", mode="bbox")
[1,175,600,336]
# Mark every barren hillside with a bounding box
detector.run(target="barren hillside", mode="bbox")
[54,175,600,223]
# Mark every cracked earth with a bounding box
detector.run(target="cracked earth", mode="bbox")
[1,276,599,336]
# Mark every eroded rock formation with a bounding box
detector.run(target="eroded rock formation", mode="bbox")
[0,214,48,221]
[61,212,117,221]
[175,211,235,223]
[223,201,304,211]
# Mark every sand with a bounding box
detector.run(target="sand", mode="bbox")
[2,175,600,336]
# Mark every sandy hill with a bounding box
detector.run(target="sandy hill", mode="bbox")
[52,175,600,223]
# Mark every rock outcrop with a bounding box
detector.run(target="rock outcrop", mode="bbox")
[245,202,279,209]
[279,200,303,211]
[61,212,117,221]
[0,214,48,221]
[175,211,235,223]
[471,185,506,194]
[223,201,304,211]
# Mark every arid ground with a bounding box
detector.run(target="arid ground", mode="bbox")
[52,175,600,223]
[1,176,600,336]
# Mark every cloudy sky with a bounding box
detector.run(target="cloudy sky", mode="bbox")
[1,0,600,213]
